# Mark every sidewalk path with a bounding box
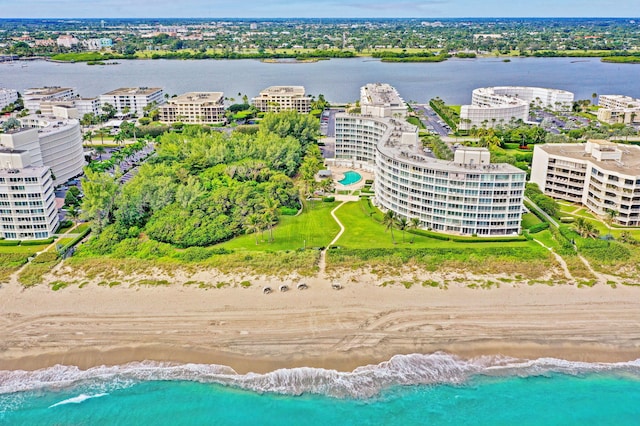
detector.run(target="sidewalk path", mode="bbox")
[318,201,347,276]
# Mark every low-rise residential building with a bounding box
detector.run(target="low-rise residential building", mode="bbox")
[23,87,78,113]
[531,140,640,226]
[252,86,311,113]
[0,88,18,110]
[75,98,102,117]
[39,98,101,118]
[333,83,526,236]
[360,83,407,118]
[100,87,165,117]
[0,150,58,240]
[596,95,640,125]
[83,38,113,50]
[56,35,79,48]
[34,39,56,47]
[459,86,574,130]
[160,92,225,124]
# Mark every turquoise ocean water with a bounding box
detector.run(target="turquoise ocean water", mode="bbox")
[1,353,639,425]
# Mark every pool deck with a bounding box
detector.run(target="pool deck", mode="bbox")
[328,166,374,192]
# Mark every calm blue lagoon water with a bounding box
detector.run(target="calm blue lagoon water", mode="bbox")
[2,57,640,104]
[3,56,640,424]
[2,354,639,425]
[339,171,362,185]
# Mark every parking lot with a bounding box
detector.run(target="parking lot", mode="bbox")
[411,104,451,136]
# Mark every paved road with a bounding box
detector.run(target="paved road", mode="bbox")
[412,104,451,137]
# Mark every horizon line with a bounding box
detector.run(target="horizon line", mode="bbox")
[0,16,638,20]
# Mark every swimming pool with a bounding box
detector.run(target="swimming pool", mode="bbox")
[338,171,362,186]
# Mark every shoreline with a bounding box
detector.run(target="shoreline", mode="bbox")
[2,273,640,374]
[2,342,639,375]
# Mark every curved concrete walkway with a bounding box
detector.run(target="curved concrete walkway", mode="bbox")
[318,201,347,276]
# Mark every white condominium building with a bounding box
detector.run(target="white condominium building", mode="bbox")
[39,98,101,118]
[334,84,526,236]
[160,92,226,124]
[531,141,640,226]
[596,95,640,125]
[360,83,408,118]
[459,86,574,130]
[0,149,58,240]
[83,38,113,50]
[498,86,574,111]
[56,35,79,48]
[2,115,85,184]
[252,86,311,113]
[0,88,19,110]
[23,87,78,112]
[100,87,165,117]
[75,98,102,117]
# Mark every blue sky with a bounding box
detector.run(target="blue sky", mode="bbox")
[1,0,639,19]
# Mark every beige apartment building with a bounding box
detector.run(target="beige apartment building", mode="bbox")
[531,140,640,226]
[252,86,311,113]
[160,92,226,125]
[596,95,640,125]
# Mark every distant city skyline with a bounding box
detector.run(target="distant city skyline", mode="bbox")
[1,0,639,19]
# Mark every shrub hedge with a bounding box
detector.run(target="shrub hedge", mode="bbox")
[59,226,92,254]
[22,238,55,246]
[528,222,550,234]
[408,228,527,242]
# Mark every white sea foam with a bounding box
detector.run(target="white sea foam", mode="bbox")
[48,393,108,408]
[1,353,639,400]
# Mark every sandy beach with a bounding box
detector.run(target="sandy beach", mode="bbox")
[1,269,640,374]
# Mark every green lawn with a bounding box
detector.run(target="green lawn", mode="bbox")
[558,203,580,214]
[559,213,640,240]
[574,209,596,219]
[521,212,542,229]
[333,200,534,249]
[218,200,340,251]
[532,230,559,250]
[0,244,49,255]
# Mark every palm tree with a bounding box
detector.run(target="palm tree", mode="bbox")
[409,217,421,243]
[66,204,80,227]
[605,209,618,237]
[261,197,280,242]
[574,217,599,239]
[319,178,334,195]
[82,130,94,145]
[113,131,125,146]
[245,213,262,245]
[383,210,396,244]
[95,145,106,160]
[95,127,110,144]
[396,216,408,243]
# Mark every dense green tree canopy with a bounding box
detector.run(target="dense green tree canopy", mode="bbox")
[81,111,318,251]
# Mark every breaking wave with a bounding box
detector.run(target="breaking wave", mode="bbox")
[1,353,639,400]
[48,393,108,408]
